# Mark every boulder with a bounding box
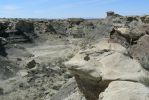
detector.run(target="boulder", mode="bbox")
[110,28,130,48]
[65,39,142,81]
[129,35,149,58]
[100,81,149,100]
[129,35,149,70]
[65,50,142,82]
[65,40,144,100]
[110,27,146,47]
[26,60,37,69]
[65,50,103,81]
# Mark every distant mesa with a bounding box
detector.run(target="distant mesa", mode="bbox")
[106,11,121,17]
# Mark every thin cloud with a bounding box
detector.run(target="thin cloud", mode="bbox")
[32,0,111,17]
[1,5,20,12]
[45,0,118,10]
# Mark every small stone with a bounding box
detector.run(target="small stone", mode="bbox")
[17,58,22,61]
[84,54,90,61]
[26,60,36,69]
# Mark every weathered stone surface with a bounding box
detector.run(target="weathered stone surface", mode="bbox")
[129,35,149,70]
[109,25,149,48]
[99,81,149,100]
[99,52,142,81]
[93,39,127,53]
[66,49,142,82]
[65,51,103,81]
[51,78,86,100]
[116,27,145,40]
[0,56,19,80]
[65,39,142,81]
[16,20,34,33]
[65,39,144,100]
[129,35,149,59]
[110,28,130,48]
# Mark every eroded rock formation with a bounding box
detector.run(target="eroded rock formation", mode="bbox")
[0,12,149,100]
[54,14,149,100]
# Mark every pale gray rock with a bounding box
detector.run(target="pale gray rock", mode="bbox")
[100,81,149,100]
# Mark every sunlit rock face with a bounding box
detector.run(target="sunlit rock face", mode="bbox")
[64,17,149,99]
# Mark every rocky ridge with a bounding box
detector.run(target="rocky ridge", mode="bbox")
[52,13,149,100]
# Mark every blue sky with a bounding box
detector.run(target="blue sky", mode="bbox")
[0,0,149,18]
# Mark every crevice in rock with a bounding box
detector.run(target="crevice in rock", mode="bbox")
[74,74,140,100]
[75,75,111,100]
[84,54,90,61]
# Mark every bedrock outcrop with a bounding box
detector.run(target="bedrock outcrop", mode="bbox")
[63,36,149,100]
